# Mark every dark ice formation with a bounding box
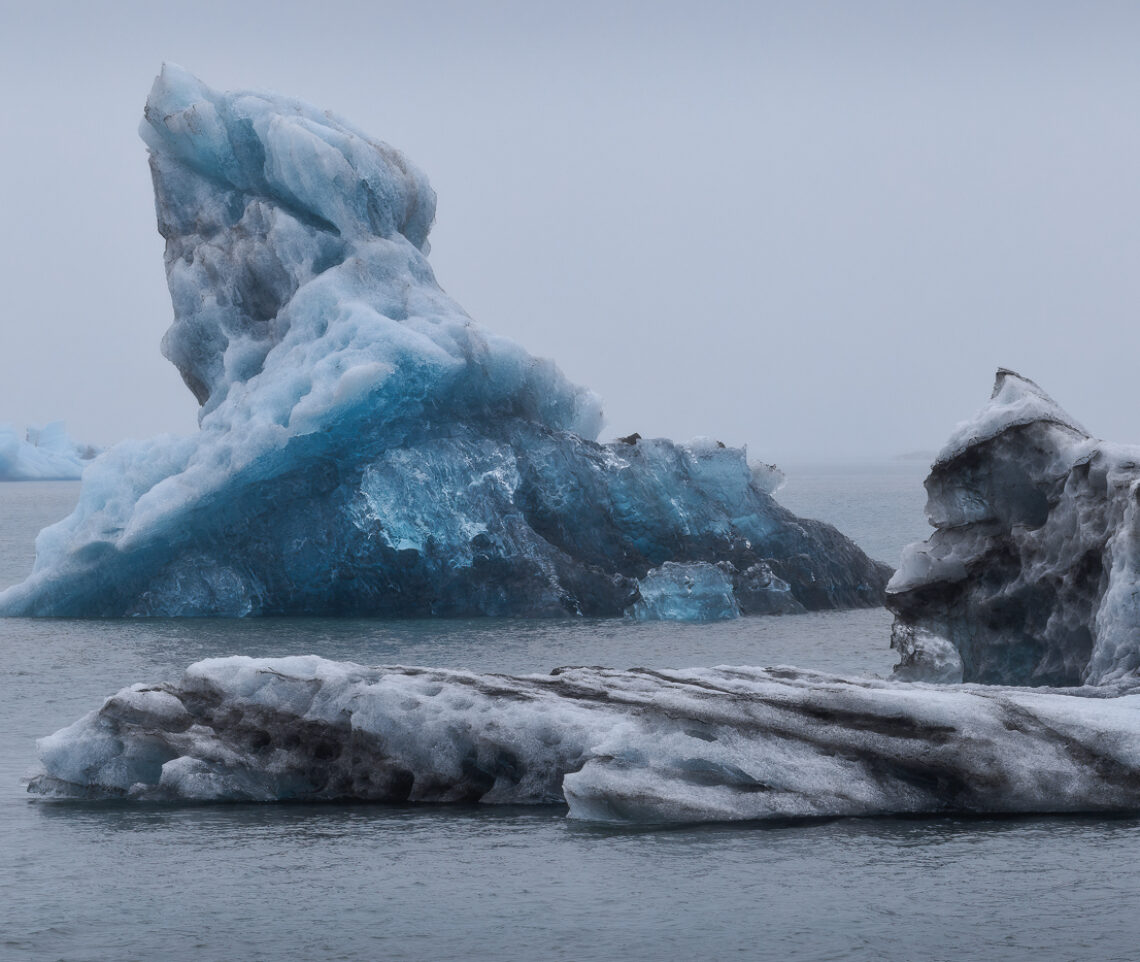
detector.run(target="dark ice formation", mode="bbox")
[888,368,1140,686]
[30,655,1140,823]
[0,67,889,618]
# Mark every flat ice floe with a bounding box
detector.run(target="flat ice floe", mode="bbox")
[29,656,1140,823]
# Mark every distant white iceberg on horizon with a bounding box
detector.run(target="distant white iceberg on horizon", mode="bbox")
[889,368,1140,688]
[0,422,99,482]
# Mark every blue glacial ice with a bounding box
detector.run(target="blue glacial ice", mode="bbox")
[0,66,889,618]
[29,655,1140,823]
[0,422,99,481]
[628,562,742,621]
[627,560,802,621]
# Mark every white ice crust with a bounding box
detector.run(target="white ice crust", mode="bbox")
[936,368,1089,466]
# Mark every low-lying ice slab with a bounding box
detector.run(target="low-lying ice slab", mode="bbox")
[29,655,1140,823]
[0,67,888,618]
[0,422,98,481]
[888,368,1140,686]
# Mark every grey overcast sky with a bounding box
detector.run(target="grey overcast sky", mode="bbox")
[1,0,1138,461]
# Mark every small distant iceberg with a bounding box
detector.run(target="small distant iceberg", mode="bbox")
[0,422,99,481]
[0,67,889,618]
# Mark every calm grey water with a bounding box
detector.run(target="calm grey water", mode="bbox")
[4,465,1140,962]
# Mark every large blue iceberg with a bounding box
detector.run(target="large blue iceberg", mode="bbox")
[0,67,888,618]
[29,655,1140,823]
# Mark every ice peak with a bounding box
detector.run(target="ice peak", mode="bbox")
[990,367,1053,406]
[936,367,1089,465]
[141,67,448,412]
[141,64,436,248]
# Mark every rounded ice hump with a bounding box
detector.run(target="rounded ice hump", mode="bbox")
[0,68,889,619]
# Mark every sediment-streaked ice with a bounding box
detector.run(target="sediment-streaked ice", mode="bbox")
[29,655,1140,823]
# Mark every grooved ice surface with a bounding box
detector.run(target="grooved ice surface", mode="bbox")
[889,369,1140,686]
[29,655,1140,823]
[0,423,98,481]
[0,67,889,618]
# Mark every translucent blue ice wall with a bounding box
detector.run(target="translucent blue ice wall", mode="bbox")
[0,67,889,617]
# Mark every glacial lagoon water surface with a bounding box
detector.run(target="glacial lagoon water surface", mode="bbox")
[4,463,1140,962]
